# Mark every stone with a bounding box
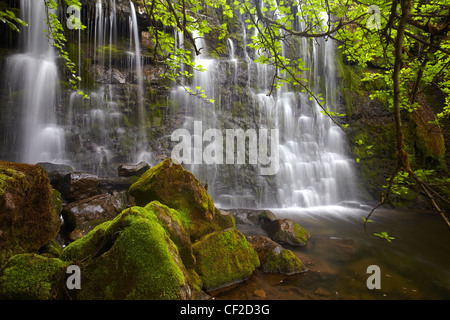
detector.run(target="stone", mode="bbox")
[117,161,150,177]
[262,219,310,246]
[61,192,133,238]
[248,236,307,275]
[192,228,260,291]
[61,205,193,300]
[0,160,61,267]
[129,158,235,241]
[60,172,99,202]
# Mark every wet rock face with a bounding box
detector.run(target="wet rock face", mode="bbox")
[61,191,135,239]
[0,160,61,266]
[60,172,99,202]
[117,161,150,177]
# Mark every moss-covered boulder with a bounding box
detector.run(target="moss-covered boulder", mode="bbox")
[0,253,68,300]
[262,219,310,246]
[248,236,307,275]
[61,205,193,300]
[0,160,61,267]
[129,158,234,240]
[192,228,260,291]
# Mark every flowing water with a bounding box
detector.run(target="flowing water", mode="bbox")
[171,7,357,209]
[5,0,65,164]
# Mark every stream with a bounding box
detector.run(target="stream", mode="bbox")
[210,206,450,300]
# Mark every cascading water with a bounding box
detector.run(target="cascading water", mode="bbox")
[2,1,357,208]
[129,0,150,164]
[273,13,357,208]
[5,0,65,164]
[171,6,357,209]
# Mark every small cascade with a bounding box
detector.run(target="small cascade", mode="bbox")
[4,0,66,164]
[129,0,149,163]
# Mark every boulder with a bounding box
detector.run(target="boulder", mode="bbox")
[61,205,194,300]
[192,228,260,291]
[0,253,68,300]
[262,219,310,246]
[117,161,150,177]
[129,158,234,240]
[248,236,307,275]
[61,191,134,239]
[146,201,196,269]
[227,208,276,225]
[60,172,99,202]
[0,160,61,266]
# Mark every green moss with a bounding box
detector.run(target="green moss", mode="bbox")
[263,249,306,275]
[0,253,68,300]
[129,159,234,241]
[39,239,63,258]
[61,206,191,300]
[192,228,260,291]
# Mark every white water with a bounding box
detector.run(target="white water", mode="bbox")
[5,0,66,164]
[172,5,358,209]
[129,0,148,163]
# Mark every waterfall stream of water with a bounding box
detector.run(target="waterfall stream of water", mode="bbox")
[5,0,65,164]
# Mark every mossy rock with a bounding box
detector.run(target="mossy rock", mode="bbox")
[0,253,68,300]
[61,205,193,300]
[262,219,310,246]
[248,236,307,275]
[192,228,260,291]
[129,158,235,241]
[0,161,61,267]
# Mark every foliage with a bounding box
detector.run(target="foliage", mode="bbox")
[44,0,88,98]
[0,7,27,32]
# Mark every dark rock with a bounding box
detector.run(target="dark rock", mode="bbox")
[60,172,99,202]
[226,208,276,225]
[98,176,136,192]
[61,191,134,239]
[117,161,150,177]
[0,160,61,266]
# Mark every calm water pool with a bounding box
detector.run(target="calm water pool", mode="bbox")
[210,206,450,300]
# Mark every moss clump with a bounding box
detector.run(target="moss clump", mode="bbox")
[129,158,234,241]
[263,249,307,275]
[192,228,260,291]
[61,205,192,300]
[0,253,68,300]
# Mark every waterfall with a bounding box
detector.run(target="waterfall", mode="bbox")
[4,0,65,164]
[1,1,357,207]
[171,7,357,209]
[129,0,149,164]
